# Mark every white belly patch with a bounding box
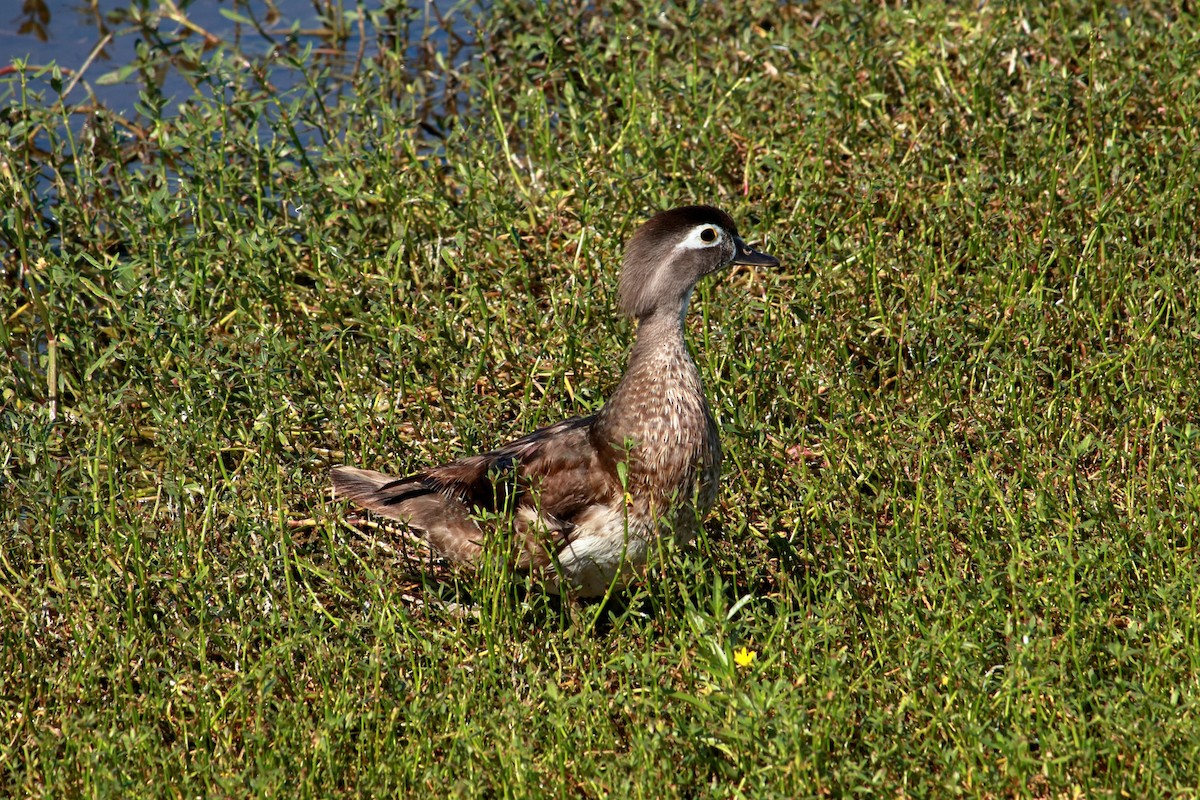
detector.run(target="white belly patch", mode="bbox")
[554,506,650,596]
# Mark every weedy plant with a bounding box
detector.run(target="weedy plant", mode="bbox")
[3,0,1200,797]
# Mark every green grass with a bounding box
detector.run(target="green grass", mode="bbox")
[3,0,1200,796]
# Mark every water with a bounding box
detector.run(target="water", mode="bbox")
[0,1,478,280]
[1,0,476,117]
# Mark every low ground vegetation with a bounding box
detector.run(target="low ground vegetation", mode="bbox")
[3,1,1199,796]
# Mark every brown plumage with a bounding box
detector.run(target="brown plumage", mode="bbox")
[332,205,779,596]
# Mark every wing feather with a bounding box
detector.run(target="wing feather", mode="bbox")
[331,415,621,568]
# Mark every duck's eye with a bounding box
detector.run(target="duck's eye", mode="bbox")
[700,227,718,243]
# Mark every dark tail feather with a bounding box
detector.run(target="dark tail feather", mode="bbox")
[330,465,422,521]
[330,465,483,562]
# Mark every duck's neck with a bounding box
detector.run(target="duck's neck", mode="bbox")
[626,306,691,368]
[598,306,707,435]
[597,304,721,529]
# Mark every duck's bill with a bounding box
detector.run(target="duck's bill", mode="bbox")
[732,237,780,268]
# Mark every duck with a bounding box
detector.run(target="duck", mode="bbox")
[332,205,779,597]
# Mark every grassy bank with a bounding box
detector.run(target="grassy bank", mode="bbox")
[3,1,1200,796]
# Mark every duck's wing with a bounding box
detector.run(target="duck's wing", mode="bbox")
[331,416,621,567]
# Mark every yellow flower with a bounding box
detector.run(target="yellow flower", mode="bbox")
[733,646,757,669]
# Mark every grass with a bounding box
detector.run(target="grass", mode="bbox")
[3,0,1200,796]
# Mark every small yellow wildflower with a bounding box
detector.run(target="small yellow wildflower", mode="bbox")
[733,646,757,669]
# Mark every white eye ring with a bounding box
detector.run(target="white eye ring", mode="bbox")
[677,224,724,250]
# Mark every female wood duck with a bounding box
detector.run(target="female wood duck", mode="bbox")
[332,205,779,597]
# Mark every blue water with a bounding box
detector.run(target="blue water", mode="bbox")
[1,0,474,116]
[0,0,476,272]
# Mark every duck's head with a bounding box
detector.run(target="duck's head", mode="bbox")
[618,205,780,320]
